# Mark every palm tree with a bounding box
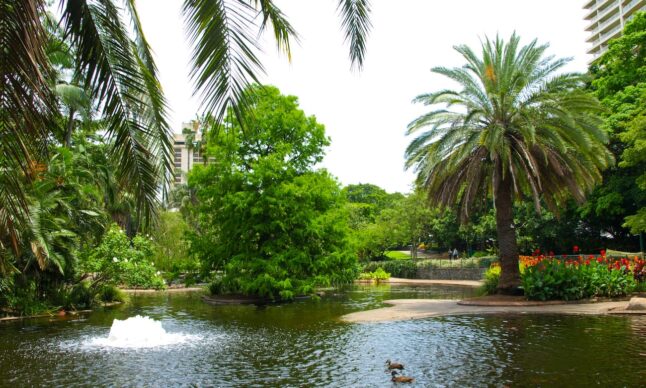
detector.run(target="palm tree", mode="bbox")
[405,34,613,292]
[2,0,372,251]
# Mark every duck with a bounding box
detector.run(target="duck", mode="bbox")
[391,370,414,383]
[386,359,404,370]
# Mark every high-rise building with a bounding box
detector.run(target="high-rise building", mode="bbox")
[584,0,645,62]
[172,121,205,185]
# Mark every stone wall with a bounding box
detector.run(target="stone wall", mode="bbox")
[415,267,486,281]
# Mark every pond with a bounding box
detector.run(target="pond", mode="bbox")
[1,284,645,386]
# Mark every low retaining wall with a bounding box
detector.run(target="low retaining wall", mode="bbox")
[415,267,486,281]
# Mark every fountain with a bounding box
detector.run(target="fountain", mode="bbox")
[89,315,196,348]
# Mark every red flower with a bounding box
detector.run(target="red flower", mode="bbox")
[600,249,606,257]
[573,245,579,253]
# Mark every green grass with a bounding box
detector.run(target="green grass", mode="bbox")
[385,251,411,260]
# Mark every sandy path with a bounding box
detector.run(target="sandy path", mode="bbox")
[341,298,633,323]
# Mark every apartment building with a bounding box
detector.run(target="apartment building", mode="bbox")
[173,121,205,185]
[584,0,645,62]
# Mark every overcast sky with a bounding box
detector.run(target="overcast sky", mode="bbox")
[136,0,591,194]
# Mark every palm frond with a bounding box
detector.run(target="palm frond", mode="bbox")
[337,0,372,70]
[183,0,264,126]
[252,0,297,59]
[62,0,171,229]
[0,0,57,258]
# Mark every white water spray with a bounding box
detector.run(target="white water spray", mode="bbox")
[88,315,196,348]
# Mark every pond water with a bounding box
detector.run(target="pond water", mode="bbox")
[1,284,645,387]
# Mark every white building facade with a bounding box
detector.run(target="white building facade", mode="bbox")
[584,0,645,62]
[173,121,205,185]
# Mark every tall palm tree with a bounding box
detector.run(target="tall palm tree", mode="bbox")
[405,34,613,292]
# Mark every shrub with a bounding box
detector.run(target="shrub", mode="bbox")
[83,224,166,290]
[480,265,500,295]
[96,284,128,303]
[363,260,417,278]
[358,267,391,282]
[522,259,636,301]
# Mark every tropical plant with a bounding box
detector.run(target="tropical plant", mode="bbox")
[405,34,613,292]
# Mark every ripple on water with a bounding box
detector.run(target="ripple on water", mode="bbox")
[2,288,646,387]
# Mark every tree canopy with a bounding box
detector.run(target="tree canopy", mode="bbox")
[188,85,356,299]
[590,12,646,235]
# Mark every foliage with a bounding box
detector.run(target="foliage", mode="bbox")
[480,265,501,295]
[358,267,390,282]
[96,284,129,303]
[589,12,646,235]
[84,225,165,290]
[151,211,194,272]
[406,33,612,290]
[343,183,401,227]
[522,257,637,301]
[363,260,417,278]
[352,191,435,260]
[182,0,371,125]
[189,86,357,300]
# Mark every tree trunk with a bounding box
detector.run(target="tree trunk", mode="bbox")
[494,170,522,294]
[64,108,75,147]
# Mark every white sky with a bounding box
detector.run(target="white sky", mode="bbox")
[136,0,591,194]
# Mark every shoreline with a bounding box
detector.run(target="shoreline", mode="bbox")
[341,298,643,323]
[355,277,482,287]
[121,286,206,294]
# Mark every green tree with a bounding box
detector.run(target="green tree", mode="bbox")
[590,12,646,236]
[406,34,613,292]
[343,183,402,228]
[188,86,356,299]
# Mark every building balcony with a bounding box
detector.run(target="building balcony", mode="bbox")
[623,0,646,14]
[585,0,620,25]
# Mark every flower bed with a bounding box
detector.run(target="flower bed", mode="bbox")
[519,252,645,301]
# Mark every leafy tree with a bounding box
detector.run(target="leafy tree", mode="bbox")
[151,211,193,273]
[343,183,402,228]
[188,86,356,299]
[590,12,646,236]
[406,34,612,292]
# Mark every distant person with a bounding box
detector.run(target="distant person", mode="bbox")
[453,248,459,259]
[448,248,454,259]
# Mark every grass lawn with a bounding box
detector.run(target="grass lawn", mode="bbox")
[385,250,411,260]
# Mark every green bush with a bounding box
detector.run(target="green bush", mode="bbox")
[358,267,391,282]
[522,259,636,301]
[363,260,417,278]
[96,285,128,303]
[83,224,166,290]
[480,265,501,295]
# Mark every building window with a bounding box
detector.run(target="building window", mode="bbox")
[193,150,203,164]
[174,148,182,168]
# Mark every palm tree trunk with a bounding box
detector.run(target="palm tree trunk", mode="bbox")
[494,171,521,293]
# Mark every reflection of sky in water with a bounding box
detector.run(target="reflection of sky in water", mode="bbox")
[1,287,645,387]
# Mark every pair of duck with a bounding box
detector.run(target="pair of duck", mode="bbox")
[386,360,414,383]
